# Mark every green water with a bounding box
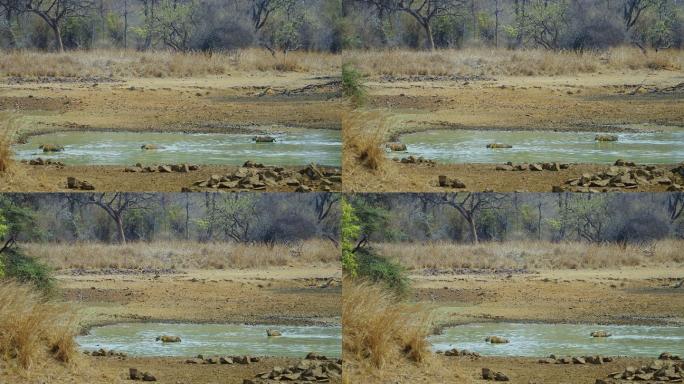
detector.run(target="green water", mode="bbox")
[399,129,684,164]
[14,130,341,167]
[76,323,341,358]
[430,323,684,357]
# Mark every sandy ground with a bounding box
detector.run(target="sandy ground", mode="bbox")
[345,70,684,192]
[0,72,345,192]
[0,266,342,384]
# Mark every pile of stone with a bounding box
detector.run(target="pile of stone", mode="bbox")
[186,354,260,365]
[128,368,156,381]
[555,160,683,192]
[539,354,613,365]
[438,175,466,189]
[85,348,127,358]
[496,162,569,171]
[439,348,481,358]
[482,367,509,381]
[596,356,683,383]
[24,157,64,167]
[245,353,342,383]
[66,176,95,190]
[186,162,341,192]
[124,163,200,173]
[394,155,435,165]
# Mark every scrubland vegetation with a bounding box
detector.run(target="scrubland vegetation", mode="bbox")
[24,239,337,270]
[376,239,684,270]
[344,47,683,77]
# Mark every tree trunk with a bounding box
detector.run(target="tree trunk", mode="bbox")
[54,24,64,52]
[467,216,479,244]
[116,215,126,244]
[424,21,435,50]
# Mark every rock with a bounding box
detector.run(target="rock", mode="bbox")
[253,135,276,143]
[486,143,512,149]
[530,163,543,171]
[140,144,162,150]
[591,331,611,338]
[267,329,282,337]
[494,372,510,381]
[129,368,141,380]
[451,179,466,188]
[219,356,233,364]
[438,175,449,187]
[485,336,509,344]
[124,167,140,173]
[538,358,555,364]
[542,162,561,171]
[39,144,64,152]
[595,134,618,142]
[482,368,494,380]
[142,373,157,381]
[295,185,311,192]
[552,185,565,192]
[66,177,95,191]
[385,142,407,151]
[496,164,513,171]
[158,165,172,173]
[155,335,181,343]
[573,357,586,365]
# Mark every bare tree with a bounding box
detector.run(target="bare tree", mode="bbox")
[420,193,506,243]
[68,193,154,244]
[4,0,94,51]
[357,0,467,50]
[668,193,684,222]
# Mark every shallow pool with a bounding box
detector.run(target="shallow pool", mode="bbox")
[76,323,342,358]
[14,130,341,167]
[430,322,684,357]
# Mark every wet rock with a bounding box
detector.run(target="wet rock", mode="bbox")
[40,144,64,152]
[155,335,181,343]
[595,134,618,142]
[486,143,512,149]
[591,331,611,338]
[385,142,407,151]
[253,136,276,143]
[485,336,509,344]
[267,329,282,337]
[140,144,162,150]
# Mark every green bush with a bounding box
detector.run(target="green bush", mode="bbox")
[2,248,54,294]
[357,248,410,297]
[341,63,367,106]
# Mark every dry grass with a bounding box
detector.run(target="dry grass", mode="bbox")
[344,47,684,77]
[376,239,684,270]
[342,279,465,383]
[343,111,409,192]
[0,281,78,371]
[0,129,10,173]
[0,49,340,78]
[23,239,338,270]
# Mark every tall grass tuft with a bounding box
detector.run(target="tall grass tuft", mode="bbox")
[343,279,432,370]
[0,281,77,370]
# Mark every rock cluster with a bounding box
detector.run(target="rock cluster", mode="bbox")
[128,368,156,381]
[124,163,200,173]
[24,157,64,167]
[539,354,613,365]
[85,348,127,358]
[438,175,466,189]
[597,357,683,383]
[245,353,342,383]
[482,367,509,381]
[496,161,569,171]
[394,155,435,165]
[253,136,276,143]
[595,134,618,142]
[185,354,260,365]
[186,162,340,192]
[66,176,95,190]
[556,160,683,192]
[439,348,481,358]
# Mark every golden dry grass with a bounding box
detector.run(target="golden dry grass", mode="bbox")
[376,239,684,270]
[342,279,465,383]
[23,239,338,270]
[0,49,340,78]
[344,47,684,77]
[0,281,78,371]
[0,129,10,173]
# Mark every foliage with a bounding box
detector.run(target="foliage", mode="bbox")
[341,63,366,106]
[356,248,410,296]
[2,248,54,294]
[341,197,360,277]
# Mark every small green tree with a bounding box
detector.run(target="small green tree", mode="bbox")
[341,197,360,277]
